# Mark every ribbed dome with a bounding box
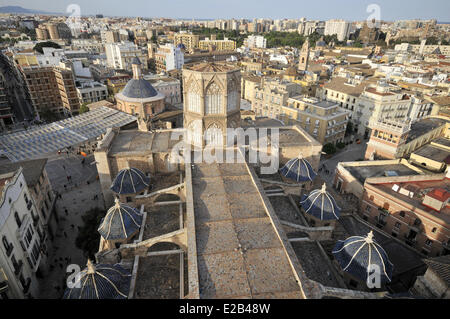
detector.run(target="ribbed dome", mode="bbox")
[98,198,143,240]
[332,231,394,284]
[300,184,341,220]
[63,260,131,299]
[280,154,317,183]
[120,79,159,99]
[110,167,150,195]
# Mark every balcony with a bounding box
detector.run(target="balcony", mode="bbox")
[27,201,32,211]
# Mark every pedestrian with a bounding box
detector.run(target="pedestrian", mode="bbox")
[71,224,74,229]
[66,176,70,182]
[63,231,67,238]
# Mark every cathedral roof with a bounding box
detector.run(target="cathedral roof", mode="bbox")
[110,167,150,195]
[63,260,131,299]
[300,184,341,220]
[120,79,159,99]
[280,154,317,183]
[98,198,143,240]
[332,231,394,284]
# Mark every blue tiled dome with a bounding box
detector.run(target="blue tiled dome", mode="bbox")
[110,167,150,195]
[121,79,159,99]
[332,231,394,284]
[280,154,317,183]
[300,184,341,220]
[63,260,131,299]
[98,198,143,240]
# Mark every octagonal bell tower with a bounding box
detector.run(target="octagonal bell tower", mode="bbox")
[182,62,241,148]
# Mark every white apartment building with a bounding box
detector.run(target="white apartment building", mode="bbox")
[245,35,267,49]
[76,81,108,104]
[408,95,433,122]
[105,42,147,72]
[144,74,182,106]
[358,82,412,135]
[155,43,184,73]
[0,168,46,299]
[324,19,351,42]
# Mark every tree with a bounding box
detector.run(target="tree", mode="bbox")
[79,103,89,114]
[75,208,106,259]
[33,41,61,54]
[323,143,337,155]
[345,122,354,136]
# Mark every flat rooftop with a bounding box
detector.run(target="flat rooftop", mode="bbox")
[108,130,182,156]
[192,161,303,298]
[406,118,448,144]
[347,164,421,184]
[413,144,450,163]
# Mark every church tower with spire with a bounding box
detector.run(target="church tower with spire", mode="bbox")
[298,38,310,72]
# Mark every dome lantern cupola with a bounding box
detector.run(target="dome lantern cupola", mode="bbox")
[98,198,143,240]
[300,183,341,220]
[63,260,131,299]
[110,167,150,195]
[332,231,394,284]
[280,153,317,183]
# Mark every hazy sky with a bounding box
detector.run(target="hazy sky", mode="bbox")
[4,0,450,21]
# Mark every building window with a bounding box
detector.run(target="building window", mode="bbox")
[205,83,222,114]
[431,227,437,233]
[14,212,22,228]
[399,211,405,218]
[425,239,433,246]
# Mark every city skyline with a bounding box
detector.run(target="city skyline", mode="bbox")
[2,0,450,22]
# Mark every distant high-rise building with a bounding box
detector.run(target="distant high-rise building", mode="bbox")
[245,35,267,49]
[324,19,351,41]
[46,24,60,40]
[104,30,120,44]
[105,42,147,72]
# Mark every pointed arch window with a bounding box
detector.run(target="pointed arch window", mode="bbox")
[205,83,223,115]
[187,81,201,113]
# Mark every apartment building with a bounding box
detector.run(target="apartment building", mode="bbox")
[280,96,350,145]
[199,38,236,51]
[76,81,108,104]
[245,35,267,49]
[174,32,200,51]
[105,42,147,72]
[324,19,351,41]
[0,166,48,299]
[361,173,450,257]
[154,43,184,74]
[21,65,80,118]
[144,74,182,106]
[252,78,302,118]
[0,73,13,130]
[365,117,449,160]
